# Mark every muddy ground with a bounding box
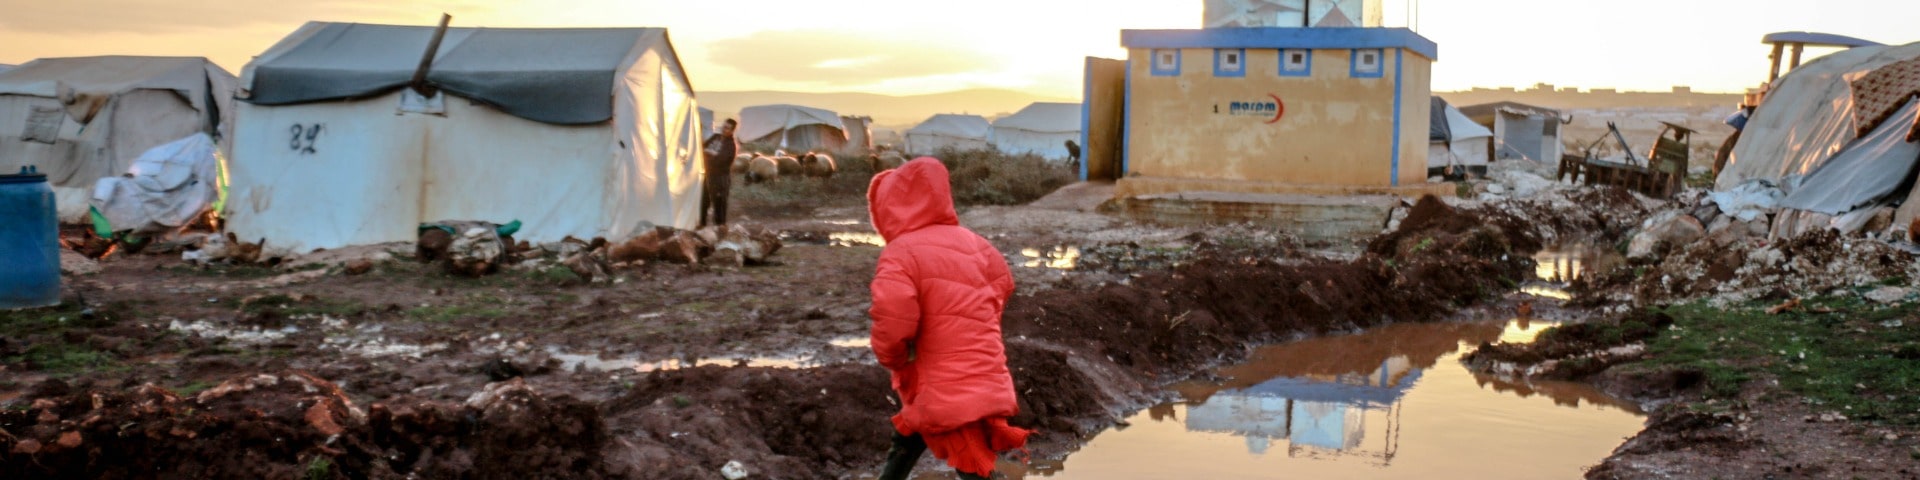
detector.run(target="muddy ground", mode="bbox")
[4,175,1904,478]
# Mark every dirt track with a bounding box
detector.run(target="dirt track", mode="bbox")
[2,185,1679,479]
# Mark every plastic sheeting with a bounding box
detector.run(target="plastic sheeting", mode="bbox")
[1717,42,1920,190]
[226,30,701,254]
[1780,98,1920,215]
[906,114,991,154]
[991,102,1082,159]
[1427,100,1492,169]
[1711,179,1786,223]
[0,56,238,222]
[90,134,221,233]
[244,23,660,126]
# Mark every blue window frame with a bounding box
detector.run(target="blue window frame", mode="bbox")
[1213,48,1246,77]
[1279,49,1312,77]
[1350,48,1385,78]
[1150,49,1181,76]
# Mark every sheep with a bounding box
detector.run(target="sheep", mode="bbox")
[771,150,802,176]
[868,150,907,172]
[800,152,837,178]
[732,153,756,174]
[745,155,780,184]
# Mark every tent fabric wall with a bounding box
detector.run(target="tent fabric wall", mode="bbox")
[0,56,237,221]
[1718,42,1920,190]
[1427,101,1492,170]
[841,115,874,151]
[227,25,699,254]
[1780,98,1920,215]
[991,102,1082,160]
[736,104,847,151]
[906,114,991,154]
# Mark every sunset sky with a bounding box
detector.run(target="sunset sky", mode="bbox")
[1,0,1914,99]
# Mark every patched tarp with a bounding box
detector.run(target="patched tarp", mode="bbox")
[90,133,222,233]
[244,22,665,126]
[1780,97,1920,215]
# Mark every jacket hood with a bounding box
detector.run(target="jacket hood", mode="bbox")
[868,157,958,242]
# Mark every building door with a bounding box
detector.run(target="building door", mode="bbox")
[1082,56,1126,181]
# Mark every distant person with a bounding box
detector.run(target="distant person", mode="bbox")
[1064,139,1081,171]
[699,119,739,227]
[1714,105,1754,178]
[868,158,1030,480]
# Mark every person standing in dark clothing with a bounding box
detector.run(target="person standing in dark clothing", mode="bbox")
[700,119,740,227]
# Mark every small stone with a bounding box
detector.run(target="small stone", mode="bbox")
[1888,433,1902,441]
[11,439,42,454]
[1865,286,1910,305]
[1486,183,1508,195]
[720,460,749,480]
[55,431,81,449]
[343,259,374,276]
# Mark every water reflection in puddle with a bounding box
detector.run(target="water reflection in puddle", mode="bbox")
[1532,246,1622,283]
[1019,246,1081,270]
[994,319,1643,480]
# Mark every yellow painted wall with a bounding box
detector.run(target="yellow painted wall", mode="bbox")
[1126,47,1430,187]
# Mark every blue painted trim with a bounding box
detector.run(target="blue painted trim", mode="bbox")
[1079,57,1093,181]
[1122,27,1438,61]
[1149,49,1181,77]
[1390,49,1404,186]
[1349,49,1385,79]
[1278,48,1312,77]
[1122,58,1133,177]
[1213,48,1246,78]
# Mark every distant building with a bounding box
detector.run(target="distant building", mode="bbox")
[1559,87,1580,93]
[1530,83,1555,92]
[1672,86,1693,94]
[1094,27,1439,195]
[1592,88,1618,94]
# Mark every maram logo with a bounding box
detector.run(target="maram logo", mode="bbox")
[1215,94,1287,124]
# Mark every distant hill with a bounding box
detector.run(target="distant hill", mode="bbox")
[697,88,1076,130]
[1436,89,1743,110]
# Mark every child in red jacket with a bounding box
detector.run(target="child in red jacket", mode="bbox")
[867,157,1029,480]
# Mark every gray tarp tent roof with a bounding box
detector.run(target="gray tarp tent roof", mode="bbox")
[1779,97,1920,214]
[1429,97,1452,142]
[243,22,676,125]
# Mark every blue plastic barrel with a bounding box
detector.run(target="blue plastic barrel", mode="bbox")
[1,165,60,309]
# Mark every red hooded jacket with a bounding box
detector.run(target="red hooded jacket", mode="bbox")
[868,158,1028,476]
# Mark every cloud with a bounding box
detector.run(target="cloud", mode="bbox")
[706,29,1001,85]
[0,0,494,35]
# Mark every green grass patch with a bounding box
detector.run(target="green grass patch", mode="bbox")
[1650,295,1920,424]
[7,343,121,376]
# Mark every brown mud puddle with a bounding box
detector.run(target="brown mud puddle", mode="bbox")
[959,318,1646,479]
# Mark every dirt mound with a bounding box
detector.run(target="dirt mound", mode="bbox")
[600,364,896,479]
[0,372,617,479]
[1463,309,1671,380]
[1585,408,1754,480]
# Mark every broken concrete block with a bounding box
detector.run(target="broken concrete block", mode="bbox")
[1628,211,1706,261]
[1866,286,1910,304]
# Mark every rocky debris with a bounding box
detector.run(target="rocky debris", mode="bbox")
[1865,286,1910,304]
[57,250,100,275]
[182,232,268,266]
[1577,228,1918,307]
[343,259,374,275]
[1627,211,1707,261]
[721,460,750,479]
[1464,309,1672,381]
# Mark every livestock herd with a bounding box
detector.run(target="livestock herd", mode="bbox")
[729,147,911,184]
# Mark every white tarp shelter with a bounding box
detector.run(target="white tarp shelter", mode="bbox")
[737,104,846,152]
[0,56,236,221]
[226,22,703,254]
[1459,101,1562,163]
[1780,98,1920,215]
[1427,98,1492,171]
[906,114,991,154]
[1717,42,1920,190]
[91,133,223,234]
[991,102,1082,160]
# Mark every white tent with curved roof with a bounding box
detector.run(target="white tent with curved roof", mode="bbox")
[0,56,236,221]
[906,114,990,154]
[225,22,703,254]
[991,102,1082,160]
[736,104,847,151]
[1717,42,1920,190]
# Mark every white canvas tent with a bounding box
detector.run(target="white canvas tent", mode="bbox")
[737,104,846,152]
[991,102,1082,160]
[226,22,703,254]
[906,114,991,155]
[1459,102,1562,163]
[1717,42,1920,190]
[0,56,236,221]
[1427,98,1492,172]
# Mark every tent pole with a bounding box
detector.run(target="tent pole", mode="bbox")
[1789,42,1805,69]
[1767,42,1786,83]
[411,14,453,95]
